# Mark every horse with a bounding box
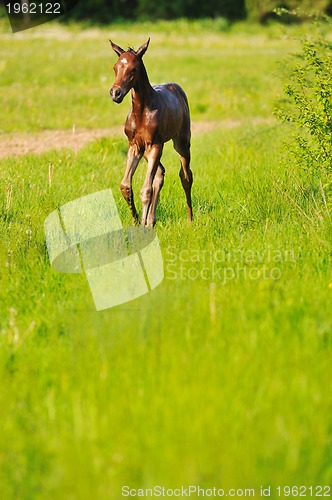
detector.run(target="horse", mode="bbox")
[109,38,193,227]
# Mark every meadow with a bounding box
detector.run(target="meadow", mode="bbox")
[0,17,332,499]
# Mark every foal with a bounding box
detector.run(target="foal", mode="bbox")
[109,38,193,226]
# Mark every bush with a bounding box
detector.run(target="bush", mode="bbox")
[275,32,332,199]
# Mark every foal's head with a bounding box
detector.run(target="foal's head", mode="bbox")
[109,38,150,104]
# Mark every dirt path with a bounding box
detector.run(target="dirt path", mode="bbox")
[0,118,274,159]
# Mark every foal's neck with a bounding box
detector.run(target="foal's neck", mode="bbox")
[131,62,154,115]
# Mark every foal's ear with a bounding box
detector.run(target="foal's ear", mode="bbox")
[109,40,125,57]
[136,38,150,59]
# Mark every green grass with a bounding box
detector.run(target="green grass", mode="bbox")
[1,19,332,499]
[0,18,297,132]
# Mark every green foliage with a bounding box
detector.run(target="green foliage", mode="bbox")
[245,0,330,22]
[65,0,246,23]
[135,0,245,21]
[275,34,332,198]
[1,0,331,24]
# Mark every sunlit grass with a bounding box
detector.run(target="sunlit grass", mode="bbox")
[0,19,301,132]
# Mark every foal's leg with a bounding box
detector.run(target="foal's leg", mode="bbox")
[140,145,162,226]
[173,137,193,221]
[120,145,143,224]
[146,163,165,227]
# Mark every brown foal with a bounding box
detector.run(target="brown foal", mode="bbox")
[109,38,193,226]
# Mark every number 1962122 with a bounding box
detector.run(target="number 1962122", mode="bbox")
[6,3,61,14]
[276,486,331,496]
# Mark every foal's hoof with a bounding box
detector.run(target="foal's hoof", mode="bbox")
[144,218,156,228]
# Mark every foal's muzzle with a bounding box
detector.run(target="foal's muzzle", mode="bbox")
[110,87,124,104]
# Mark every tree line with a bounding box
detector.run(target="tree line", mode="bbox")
[67,0,332,23]
[0,0,331,23]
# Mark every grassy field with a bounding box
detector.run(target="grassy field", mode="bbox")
[1,18,332,499]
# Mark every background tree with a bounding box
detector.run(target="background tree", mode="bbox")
[245,0,330,22]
